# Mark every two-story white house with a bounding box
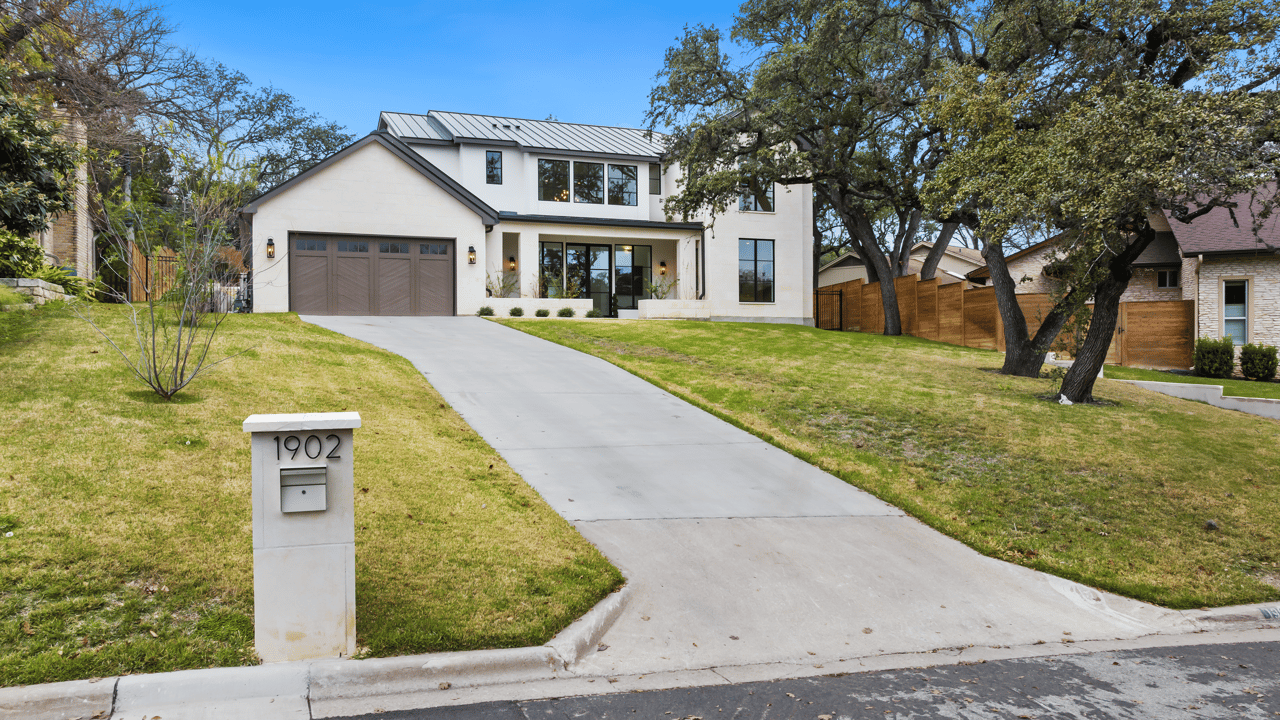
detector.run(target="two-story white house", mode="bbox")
[241,110,813,323]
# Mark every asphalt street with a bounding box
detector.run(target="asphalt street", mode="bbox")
[335,639,1280,720]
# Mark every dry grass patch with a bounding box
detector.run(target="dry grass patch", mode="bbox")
[0,307,620,686]
[504,319,1280,610]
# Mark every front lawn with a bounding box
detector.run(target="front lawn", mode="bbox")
[1105,365,1280,400]
[504,319,1280,610]
[0,306,621,687]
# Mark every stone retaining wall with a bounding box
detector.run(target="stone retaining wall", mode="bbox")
[1,278,71,304]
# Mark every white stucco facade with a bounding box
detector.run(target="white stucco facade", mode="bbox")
[244,111,814,324]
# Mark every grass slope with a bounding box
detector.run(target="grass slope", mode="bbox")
[504,319,1280,610]
[1105,365,1280,400]
[0,306,621,687]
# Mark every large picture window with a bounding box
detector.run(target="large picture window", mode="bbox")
[739,239,774,303]
[608,165,638,206]
[486,151,502,184]
[740,179,774,212]
[538,159,569,202]
[1224,279,1248,345]
[574,162,604,204]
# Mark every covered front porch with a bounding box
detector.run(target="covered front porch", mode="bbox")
[484,215,703,318]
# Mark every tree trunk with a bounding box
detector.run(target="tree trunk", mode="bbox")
[983,237,1078,377]
[837,202,902,335]
[1058,272,1125,403]
[918,222,958,281]
[1058,225,1159,403]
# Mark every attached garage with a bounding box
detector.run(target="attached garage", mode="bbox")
[289,233,456,315]
[242,132,497,316]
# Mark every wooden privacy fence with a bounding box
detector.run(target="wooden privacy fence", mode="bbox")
[128,244,179,302]
[815,276,1194,369]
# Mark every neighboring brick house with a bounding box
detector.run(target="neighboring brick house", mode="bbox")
[34,114,93,280]
[817,241,985,287]
[966,196,1280,350]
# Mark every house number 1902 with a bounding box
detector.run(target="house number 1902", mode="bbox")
[274,434,342,460]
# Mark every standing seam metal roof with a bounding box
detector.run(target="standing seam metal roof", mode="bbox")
[379,110,668,158]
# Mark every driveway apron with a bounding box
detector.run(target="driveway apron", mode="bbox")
[304,316,1189,677]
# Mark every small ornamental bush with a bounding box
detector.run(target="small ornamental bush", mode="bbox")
[557,307,575,318]
[1240,343,1279,381]
[535,308,550,317]
[477,306,495,317]
[585,308,602,318]
[0,231,43,277]
[508,306,524,317]
[1194,336,1235,378]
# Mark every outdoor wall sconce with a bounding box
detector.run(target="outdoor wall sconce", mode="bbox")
[508,256,517,271]
[266,238,276,259]
[467,246,477,264]
[658,261,667,276]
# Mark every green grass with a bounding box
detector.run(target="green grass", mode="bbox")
[0,287,28,306]
[0,306,621,687]
[1105,364,1280,400]
[502,319,1280,610]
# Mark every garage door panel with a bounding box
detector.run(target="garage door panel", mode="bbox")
[335,257,370,315]
[417,257,453,316]
[377,257,412,315]
[291,255,330,314]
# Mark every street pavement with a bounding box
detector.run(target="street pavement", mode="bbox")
[304,315,1196,687]
[332,638,1280,719]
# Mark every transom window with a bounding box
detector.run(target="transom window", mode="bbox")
[739,239,774,303]
[379,242,409,254]
[1157,268,1180,288]
[740,178,775,213]
[538,159,638,206]
[1224,280,1247,345]
[486,151,502,185]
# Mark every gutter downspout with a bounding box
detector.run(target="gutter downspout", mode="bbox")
[699,229,706,300]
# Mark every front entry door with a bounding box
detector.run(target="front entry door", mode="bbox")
[566,243,613,316]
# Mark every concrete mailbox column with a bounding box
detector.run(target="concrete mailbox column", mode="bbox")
[243,412,361,662]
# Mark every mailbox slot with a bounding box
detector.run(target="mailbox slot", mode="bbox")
[280,466,327,513]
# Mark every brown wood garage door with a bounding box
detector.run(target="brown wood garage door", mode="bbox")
[289,233,455,315]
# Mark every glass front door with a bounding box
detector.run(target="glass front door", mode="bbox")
[614,245,652,310]
[566,243,613,316]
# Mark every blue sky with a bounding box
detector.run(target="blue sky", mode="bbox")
[163,1,742,137]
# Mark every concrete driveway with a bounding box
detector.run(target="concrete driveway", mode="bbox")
[304,316,1190,678]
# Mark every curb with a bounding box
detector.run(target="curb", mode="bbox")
[0,583,632,720]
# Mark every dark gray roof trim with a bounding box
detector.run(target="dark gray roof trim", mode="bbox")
[240,132,500,226]
[497,212,702,232]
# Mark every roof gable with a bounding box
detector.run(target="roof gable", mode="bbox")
[240,132,499,225]
[379,110,667,159]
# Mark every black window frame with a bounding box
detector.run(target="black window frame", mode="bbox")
[739,238,775,303]
[573,161,605,204]
[608,164,638,206]
[486,150,502,185]
[538,159,570,202]
[1156,268,1180,288]
[649,163,662,195]
[739,178,775,213]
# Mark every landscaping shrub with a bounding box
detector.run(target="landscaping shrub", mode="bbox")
[1194,337,1235,378]
[477,305,495,317]
[0,231,42,277]
[509,307,524,317]
[585,308,602,318]
[535,308,550,317]
[1241,343,1279,381]
[557,307,575,317]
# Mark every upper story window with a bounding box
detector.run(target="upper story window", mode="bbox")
[538,158,639,206]
[538,159,570,202]
[486,151,502,184]
[1156,268,1180,288]
[649,163,662,195]
[740,178,775,213]
[609,165,637,206]
[574,161,604,204]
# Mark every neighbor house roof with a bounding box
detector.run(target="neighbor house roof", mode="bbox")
[379,110,667,160]
[239,132,500,225]
[1166,191,1280,257]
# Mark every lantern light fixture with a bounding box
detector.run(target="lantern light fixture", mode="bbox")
[508,256,517,271]
[467,246,477,264]
[658,261,667,276]
[266,237,276,259]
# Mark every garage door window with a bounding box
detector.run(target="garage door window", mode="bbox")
[337,241,368,253]
[298,238,326,251]
[380,242,409,254]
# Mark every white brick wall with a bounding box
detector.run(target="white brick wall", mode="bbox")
[1193,255,1280,347]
